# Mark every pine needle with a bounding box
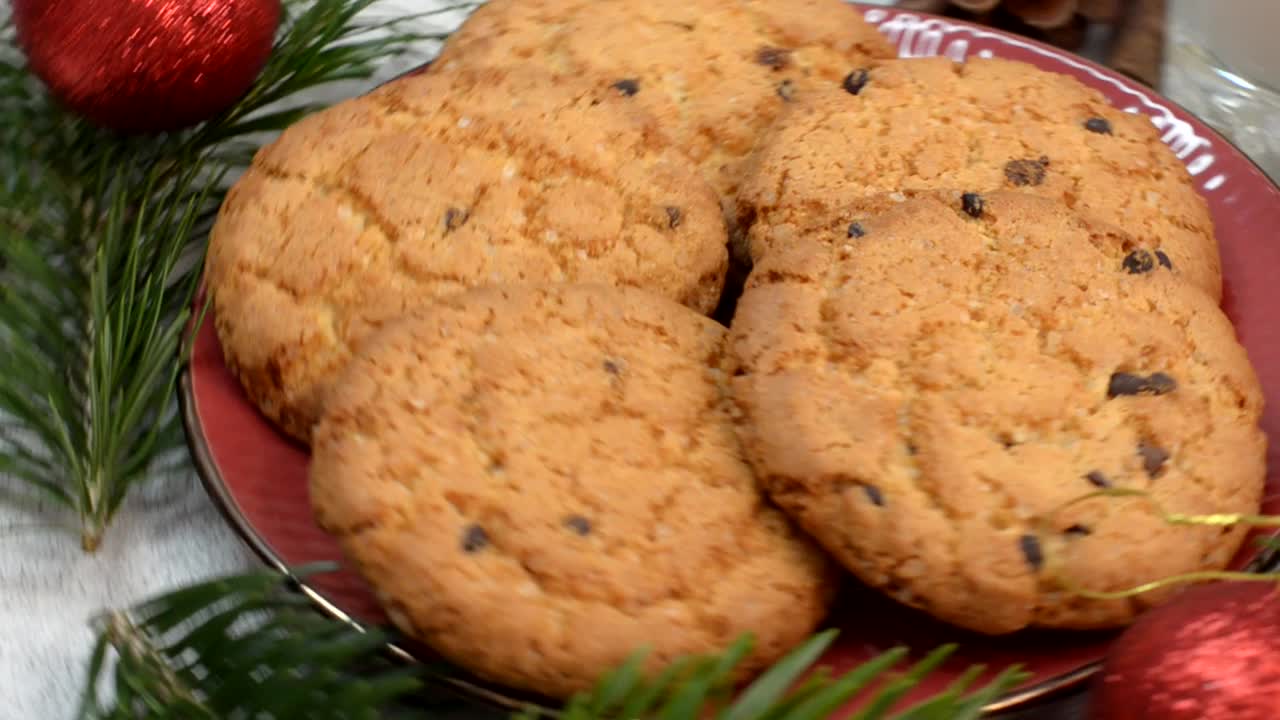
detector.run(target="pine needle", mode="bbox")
[79,566,421,720]
[82,566,1029,717]
[0,0,469,550]
[82,567,1030,719]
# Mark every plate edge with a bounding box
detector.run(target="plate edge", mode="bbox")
[178,367,558,717]
[177,329,1095,715]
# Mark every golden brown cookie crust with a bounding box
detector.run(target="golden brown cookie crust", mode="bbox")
[737,57,1223,299]
[310,283,836,698]
[435,0,896,213]
[206,65,729,443]
[729,192,1265,635]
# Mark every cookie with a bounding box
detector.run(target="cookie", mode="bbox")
[729,191,1265,634]
[206,65,729,443]
[434,0,896,217]
[309,283,835,698]
[737,57,1223,299]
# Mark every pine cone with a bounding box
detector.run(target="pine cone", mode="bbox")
[888,0,1163,88]
[893,0,1130,52]
[897,0,1120,27]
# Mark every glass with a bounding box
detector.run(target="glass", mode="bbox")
[1163,1,1280,181]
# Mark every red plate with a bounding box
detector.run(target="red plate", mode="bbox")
[182,5,1280,715]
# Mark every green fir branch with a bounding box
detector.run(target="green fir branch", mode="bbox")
[79,566,421,720]
[544,632,1025,720]
[81,569,1028,720]
[0,1,471,550]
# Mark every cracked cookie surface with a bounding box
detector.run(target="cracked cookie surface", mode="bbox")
[435,0,896,218]
[309,283,835,698]
[729,192,1264,634]
[205,65,728,443]
[737,57,1222,299]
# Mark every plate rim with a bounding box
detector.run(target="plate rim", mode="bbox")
[180,3,1280,716]
[178,370,559,716]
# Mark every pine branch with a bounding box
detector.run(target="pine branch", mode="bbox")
[81,569,1029,720]
[546,631,1026,720]
[0,0,472,550]
[79,565,422,719]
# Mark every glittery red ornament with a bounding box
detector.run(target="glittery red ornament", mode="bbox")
[1091,582,1280,720]
[13,0,281,133]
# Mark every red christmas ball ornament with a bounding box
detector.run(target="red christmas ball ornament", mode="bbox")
[13,0,281,133]
[1091,581,1280,720]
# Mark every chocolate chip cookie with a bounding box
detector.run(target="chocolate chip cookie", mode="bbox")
[730,191,1264,634]
[206,65,728,443]
[737,57,1223,299]
[435,0,896,218]
[310,283,836,697]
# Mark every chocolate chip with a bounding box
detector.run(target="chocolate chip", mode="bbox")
[756,46,792,70]
[1085,470,1111,488]
[1020,534,1043,571]
[1145,372,1177,393]
[1107,372,1177,398]
[906,442,918,456]
[1108,373,1147,397]
[1084,117,1112,134]
[863,485,885,507]
[961,192,984,218]
[1155,250,1173,269]
[1123,249,1156,274]
[564,515,592,536]
[461,524,489,553]
[665,206,683,229]
[611,78,640,96]
[847,222,866,239]
[444,207,469,233]
[1065,524,1092,536]
[603,359,621,374]
[1138,443,1170,478]
[776,79,796,102]
[1004,157,1049,187]
[842,69,870,95]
